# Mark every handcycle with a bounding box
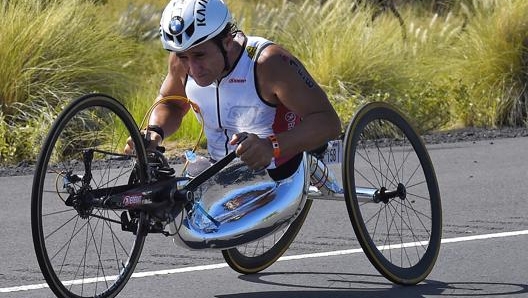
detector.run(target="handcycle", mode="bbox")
[31,93,442,298]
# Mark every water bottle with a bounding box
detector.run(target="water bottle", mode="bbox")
[184,150,212,177]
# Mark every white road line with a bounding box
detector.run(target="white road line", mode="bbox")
[2,229,527,293]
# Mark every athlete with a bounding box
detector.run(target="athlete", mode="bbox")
[125,0,341,173]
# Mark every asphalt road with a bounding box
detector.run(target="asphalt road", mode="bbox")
[1,136,527,298]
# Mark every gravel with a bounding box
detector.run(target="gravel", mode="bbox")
[421,126,528,144]
[2,126,528,178]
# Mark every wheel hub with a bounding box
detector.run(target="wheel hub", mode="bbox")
[374,183,407,204]
[72,190,94,219]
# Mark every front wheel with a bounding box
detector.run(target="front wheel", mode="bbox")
[343,101,442,285]
[31,93,150,298]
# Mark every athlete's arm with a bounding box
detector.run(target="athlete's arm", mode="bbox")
[125,53,191,154]
[149,52,191,136]
[233,44,341,168]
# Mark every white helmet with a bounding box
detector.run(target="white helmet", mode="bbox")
[160,0,232,52]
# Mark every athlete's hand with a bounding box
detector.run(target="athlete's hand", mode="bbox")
[124,130,163,155]
[230,133,273,170]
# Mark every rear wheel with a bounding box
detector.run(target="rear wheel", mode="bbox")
[343,101,442,285]
[222,199,312,274]
[31,93,149,297]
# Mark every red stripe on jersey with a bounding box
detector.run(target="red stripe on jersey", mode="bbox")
[272,104,300,166]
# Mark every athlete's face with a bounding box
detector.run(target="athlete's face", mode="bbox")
[176,40,226,86]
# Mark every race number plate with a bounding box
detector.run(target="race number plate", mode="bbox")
[323,139,343,164]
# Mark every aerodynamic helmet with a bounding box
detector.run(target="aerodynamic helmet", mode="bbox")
[160,0,232,52]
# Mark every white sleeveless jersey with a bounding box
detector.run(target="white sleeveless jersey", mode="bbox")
[185,36,276,161]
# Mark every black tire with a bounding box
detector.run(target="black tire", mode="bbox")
[221,199,312,274]
[343,101,442,285]
[31,93,149,298]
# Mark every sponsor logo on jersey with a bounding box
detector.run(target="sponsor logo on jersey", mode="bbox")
[228,78,246,83]
[285,111,296,130]
[246,46,257,59]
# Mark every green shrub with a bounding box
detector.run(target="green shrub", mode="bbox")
[445,0,528,126]
[1,0,528,164]
[0,0,145,107]
[0,99,59,164]
[0,0,156,163]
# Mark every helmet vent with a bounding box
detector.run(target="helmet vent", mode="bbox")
[185,21,195,37]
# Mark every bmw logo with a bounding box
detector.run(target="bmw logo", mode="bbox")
[169,16,184,35]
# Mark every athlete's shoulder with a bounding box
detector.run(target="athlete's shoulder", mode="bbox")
[257,42,298,77]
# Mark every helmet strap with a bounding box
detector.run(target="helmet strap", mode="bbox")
[213,37,230,72]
